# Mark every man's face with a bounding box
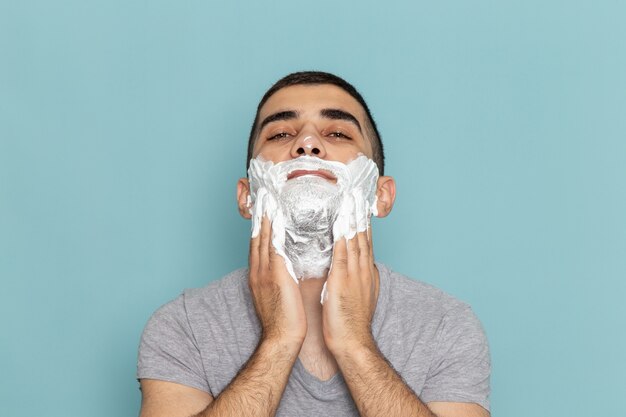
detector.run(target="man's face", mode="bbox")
[251,84,374,167]
[238,83,395,223]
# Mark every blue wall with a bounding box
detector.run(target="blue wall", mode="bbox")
[1,1,624,415]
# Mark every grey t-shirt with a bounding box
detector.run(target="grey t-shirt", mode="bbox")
[137,263,490,414]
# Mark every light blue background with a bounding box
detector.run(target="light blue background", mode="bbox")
[1,1,625,416]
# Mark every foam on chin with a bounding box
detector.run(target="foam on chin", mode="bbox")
[248,155,379,283]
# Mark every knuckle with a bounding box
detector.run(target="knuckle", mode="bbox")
[249,239,259,252]
[333,258,348,269]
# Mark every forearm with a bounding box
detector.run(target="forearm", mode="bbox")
[194,338,300,417]
[335,341,436,417]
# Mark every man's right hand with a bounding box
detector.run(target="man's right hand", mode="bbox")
[249,216,307,347]
[140,216,307,417]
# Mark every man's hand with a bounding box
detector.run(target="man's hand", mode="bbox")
[322,226,378,356]
[249,216,307,346]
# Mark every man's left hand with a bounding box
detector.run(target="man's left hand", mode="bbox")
[321,226,378,357]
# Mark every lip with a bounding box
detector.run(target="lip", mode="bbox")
[287,169,337,182]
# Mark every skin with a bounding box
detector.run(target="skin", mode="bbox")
[139,84,489,417]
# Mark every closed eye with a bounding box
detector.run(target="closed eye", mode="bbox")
[327,131,352,139]
[267,132,292,141]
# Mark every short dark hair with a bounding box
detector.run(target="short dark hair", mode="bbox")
[246,71,385,175]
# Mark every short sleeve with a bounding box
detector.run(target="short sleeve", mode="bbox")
[420,305,491,411]
[137,294,211,394]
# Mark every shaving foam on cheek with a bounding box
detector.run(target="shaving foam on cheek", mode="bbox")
[248,155,379,284]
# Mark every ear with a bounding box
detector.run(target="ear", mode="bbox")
[236,178,252,219]
[375,176,396,218]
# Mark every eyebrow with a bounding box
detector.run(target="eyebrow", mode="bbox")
[259,110,299,131]
[320,108,362,132]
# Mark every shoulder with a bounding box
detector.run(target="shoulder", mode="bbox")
[375,263,487,349]
[144,268,251,329]
[374,264,490,409]
[183,268,250,304]
[378,263,471,316]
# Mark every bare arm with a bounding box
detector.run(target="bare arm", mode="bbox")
[139,217,306,417]
[139,380,213,417]
[196,338,300,417]
[334,339,436,416]
[139,339,300,417]
[333,341,489,417]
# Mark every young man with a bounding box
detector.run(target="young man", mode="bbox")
[137,72,490,417]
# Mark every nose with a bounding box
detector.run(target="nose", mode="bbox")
[290,132,326,158]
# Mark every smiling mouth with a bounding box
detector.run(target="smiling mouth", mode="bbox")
[287,169,337,183]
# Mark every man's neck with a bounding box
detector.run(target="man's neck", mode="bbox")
[297,265,380,381]
[298,277,337,380]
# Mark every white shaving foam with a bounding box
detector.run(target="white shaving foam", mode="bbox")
[248,155,379,285]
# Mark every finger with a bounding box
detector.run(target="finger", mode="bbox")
[367,221,374,261]
[347,210,361,273]
[249,224,261,274]
[366,222,377,294]
[259,216,271,268]
[331,237,348,275]
[268,228,286,272]
[356,229,370,270]
[347,233,360,277]
[249,237,260,274]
